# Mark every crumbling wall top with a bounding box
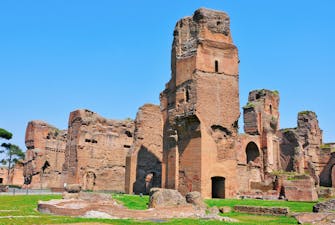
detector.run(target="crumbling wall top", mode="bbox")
[173,8,233,59]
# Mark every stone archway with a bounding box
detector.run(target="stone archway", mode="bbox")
[246,142,260,164]
[211,176,225,199]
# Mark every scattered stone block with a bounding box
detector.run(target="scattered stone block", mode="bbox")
[185,191,206,208]
[313,199,335,212]
[294,213,335,224]
[65,184,81,193]
[148,188,187,208]
[283,175,318,202]
[233,205,289,216]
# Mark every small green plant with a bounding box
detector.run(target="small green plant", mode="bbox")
[243,102,255,109]
[281,128,295,134]
[272,90,279,95]
[299,110,314,115]
[270,170,299,177]
[320,144,331,149]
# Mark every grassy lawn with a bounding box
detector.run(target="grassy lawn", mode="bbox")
[0,194,315,224]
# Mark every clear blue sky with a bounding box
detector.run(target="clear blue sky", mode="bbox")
[1,1,334,151]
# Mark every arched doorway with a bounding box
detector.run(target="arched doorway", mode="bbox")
[211,176,225,198]
[246,142,260,164]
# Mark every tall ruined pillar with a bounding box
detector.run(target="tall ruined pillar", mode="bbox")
[160,8,240,198]
[243,89,280,173]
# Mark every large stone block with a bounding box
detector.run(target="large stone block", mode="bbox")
[283,175,318,201]
[148,188,187,208]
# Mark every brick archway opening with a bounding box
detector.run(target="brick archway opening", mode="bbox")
[246,142,260,164]
[211,176,225,199]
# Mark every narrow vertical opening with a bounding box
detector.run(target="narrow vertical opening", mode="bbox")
[215,60,219,73]
[269,104,273,114]
[185,89,190,102]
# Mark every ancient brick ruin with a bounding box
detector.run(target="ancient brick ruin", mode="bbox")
[62,109,134,192]
[125,104,163,195]
[23,120,67,189]
[18,8,334,200]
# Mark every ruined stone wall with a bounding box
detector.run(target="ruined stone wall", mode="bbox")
[282,175,318,201]
[318,148,335,187]
[63,109,134,192]
[242,89,280,173]
[236,134,263,194]
[23,120,67,189]
[125,104,163,194]
[161,8,239,198]
[278,111,331,186]
[10,163,24,186]
[0,166,8,185]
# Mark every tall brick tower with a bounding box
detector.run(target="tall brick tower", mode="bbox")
[160,8,240,198]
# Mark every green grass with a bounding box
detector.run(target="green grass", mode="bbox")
[205,198,315,213]
[0,194,315,224]
[112,193,149,210]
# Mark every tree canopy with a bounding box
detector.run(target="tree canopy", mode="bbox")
[0,143,25,166]
[0,128,12,140]
[0,128,24,184]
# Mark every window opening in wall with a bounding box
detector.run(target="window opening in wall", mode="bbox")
[185,89,190,102]
[0,178,3,184]
[215,60,219,73]
[269,104,273,114]
[125,131,132,138]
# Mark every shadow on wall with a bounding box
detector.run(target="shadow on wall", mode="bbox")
[133,146,161,195]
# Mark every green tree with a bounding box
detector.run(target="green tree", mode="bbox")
[0,143,25,184]
[0,128,24,184]
[0,128,12,140]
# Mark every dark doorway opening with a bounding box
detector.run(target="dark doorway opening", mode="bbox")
[211,176,225,198]
[246,142,260,164]
[0,178,3,184]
